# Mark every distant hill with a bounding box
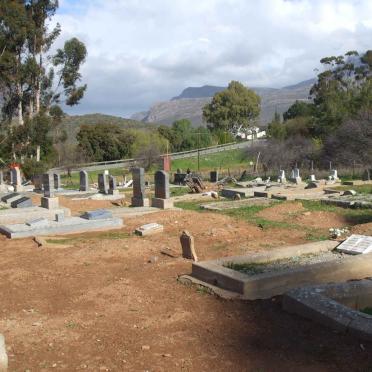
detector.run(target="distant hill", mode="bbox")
[132,79,315,126]
[60,113,151,144]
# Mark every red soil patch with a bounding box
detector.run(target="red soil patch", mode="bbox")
[0,206,371,370]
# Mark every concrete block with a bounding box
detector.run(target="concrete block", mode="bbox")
[55,212,65,222]
[135,222,164,236]
[151,197,174,209]
[41,196,59,210]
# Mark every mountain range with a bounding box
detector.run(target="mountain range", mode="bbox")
[131,78,315,126]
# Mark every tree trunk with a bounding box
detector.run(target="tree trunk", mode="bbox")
[35,53,42,114]
[17,83,24,126]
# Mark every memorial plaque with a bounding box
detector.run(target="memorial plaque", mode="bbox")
[337,234,372,255]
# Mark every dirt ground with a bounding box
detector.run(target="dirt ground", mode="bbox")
[1,199,372,371]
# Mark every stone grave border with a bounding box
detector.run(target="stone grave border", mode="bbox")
[283,279,372,341]
[189,240,372,299]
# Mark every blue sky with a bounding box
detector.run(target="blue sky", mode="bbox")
[52,0,372,117]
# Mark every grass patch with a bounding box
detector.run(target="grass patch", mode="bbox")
[226,261,266,275]
[171,148,248,172]
[334,185,372,194]
[300,200,372,225]
[360,307,372,316]
[45,238,80,245]
[170,187,189,197]
[93,231,131,240]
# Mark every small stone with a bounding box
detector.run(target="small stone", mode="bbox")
[141,345,150,351]
[180,230,198,261]
[148,256,159,264]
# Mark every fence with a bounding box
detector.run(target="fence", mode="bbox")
[51,139,264,173]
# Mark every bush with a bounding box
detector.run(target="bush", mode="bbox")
[21,159,50,179]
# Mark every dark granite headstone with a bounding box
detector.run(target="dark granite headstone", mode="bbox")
[42,173,54,197]
[98,174,109,194]
[132,167,145,199]
[1,193,20,203]
[109,175,117,190]
[10,196,33,208]
[81,209,113,220]
[210,171,219,183]
[53,173,61,189]
[79,170,89,191]
[154,171,169,199]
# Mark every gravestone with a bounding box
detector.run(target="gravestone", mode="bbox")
[152,170,173,209]
[98,173,109,194]
[11,167,22,191]
[81,209,113,220]
[278,170,286,183]
[180,230,198,261]
[0,171,3,185]
[108,175,119,195]
[131,167,149,207]
[33,174,43,192]
[329,169,339,181]
[42,173,54,197]
[53,173,61,190]
[174,173,187,185]
[10,196,32,208]
[336,234,372,255]
[41,173,59,209]
[310,174,316,182]
[79,170,89,191]
[210,171,219,183]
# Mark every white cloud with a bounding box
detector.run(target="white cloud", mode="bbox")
[53,0,372,116]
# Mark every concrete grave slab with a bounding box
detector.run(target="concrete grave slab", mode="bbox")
[283,279,372,342]
[0,216,123,239]
[10,196,33,208]
[336,234,372,255]
[221,187,265,199]
[0,206,70,225]
[135,222,164,236]
[186,240,372,299]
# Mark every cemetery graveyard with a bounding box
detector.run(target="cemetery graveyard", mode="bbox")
[0,166,371,370]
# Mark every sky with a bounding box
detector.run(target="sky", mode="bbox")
[54,0,372,117]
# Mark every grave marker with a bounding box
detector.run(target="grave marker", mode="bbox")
[98,173,109,194]
[108,175,119,195]
[131,167,149,207]
[210,171,219,183]
[135,223,164,236]
[79,170,89,191]
[152,170,173,209]
[180,230,198,261]
[336,234,372,255]
[53,173,61,190]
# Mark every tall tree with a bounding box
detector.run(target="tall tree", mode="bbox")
[202,81,260,133]
[0,0,87,125]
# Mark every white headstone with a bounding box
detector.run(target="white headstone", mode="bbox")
[336,234,372,255]
[310,174,316,182]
